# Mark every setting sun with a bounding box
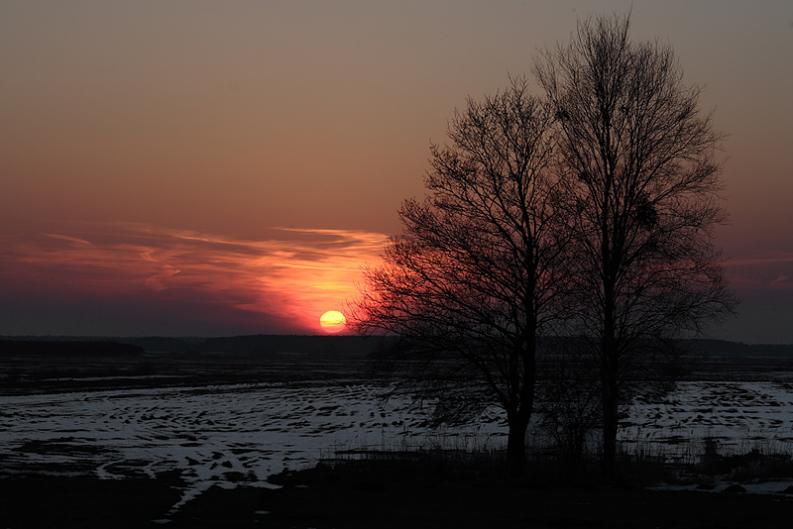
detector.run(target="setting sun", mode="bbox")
[319,310,346,333]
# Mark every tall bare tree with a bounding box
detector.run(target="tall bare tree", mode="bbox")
[535,15,735,475]
[355,80,571,472]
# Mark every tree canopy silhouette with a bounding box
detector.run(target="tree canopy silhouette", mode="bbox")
[535,15,736,475]
[355,80,572,472]
[357,14,735,477]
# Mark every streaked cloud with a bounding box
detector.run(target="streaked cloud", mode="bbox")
[1,222,388,333]
[722,251,793,291]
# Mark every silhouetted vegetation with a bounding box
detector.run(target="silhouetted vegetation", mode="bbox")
[0,340,143,357]
[354,79,574,472]
[535,14,736,476]
[357,13,735,478]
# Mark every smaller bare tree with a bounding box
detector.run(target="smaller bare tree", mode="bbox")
[535,14,737,476]
[536,339,601,469]
[354,79,572,473]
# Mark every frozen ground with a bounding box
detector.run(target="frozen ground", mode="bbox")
[0,381,502,513]
[623,381,793,459]
[2,380,792,513]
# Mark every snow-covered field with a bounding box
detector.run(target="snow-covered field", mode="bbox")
[622,382,793,459]
[2,380,793,511]
[0,381,501,511]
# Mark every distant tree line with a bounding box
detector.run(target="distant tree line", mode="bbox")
[355,15,735,477]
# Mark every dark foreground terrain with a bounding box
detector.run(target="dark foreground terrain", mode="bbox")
[0,336,390,395]
[3,336,793,397]
[3,461,793,529]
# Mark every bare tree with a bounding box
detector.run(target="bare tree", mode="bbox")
[535,15,736,476]
[354,80,571,472]
[536,338,601,469]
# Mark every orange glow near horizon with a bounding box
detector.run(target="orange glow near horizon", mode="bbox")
[0,222,387,334]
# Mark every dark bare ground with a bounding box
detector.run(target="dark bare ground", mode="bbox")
[4,465,791,529]
[0,475,182,528]
[173,460,793,529]
[177,485,793,529]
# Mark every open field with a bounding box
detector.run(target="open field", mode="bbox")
[2,337,793,526]
[3,378,793,520]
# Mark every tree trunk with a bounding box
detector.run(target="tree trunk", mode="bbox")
[601,328,619,479]
[506,414,529,476]
[601,367,618,479]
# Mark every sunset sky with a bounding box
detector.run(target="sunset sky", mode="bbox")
[1,1,791,342]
